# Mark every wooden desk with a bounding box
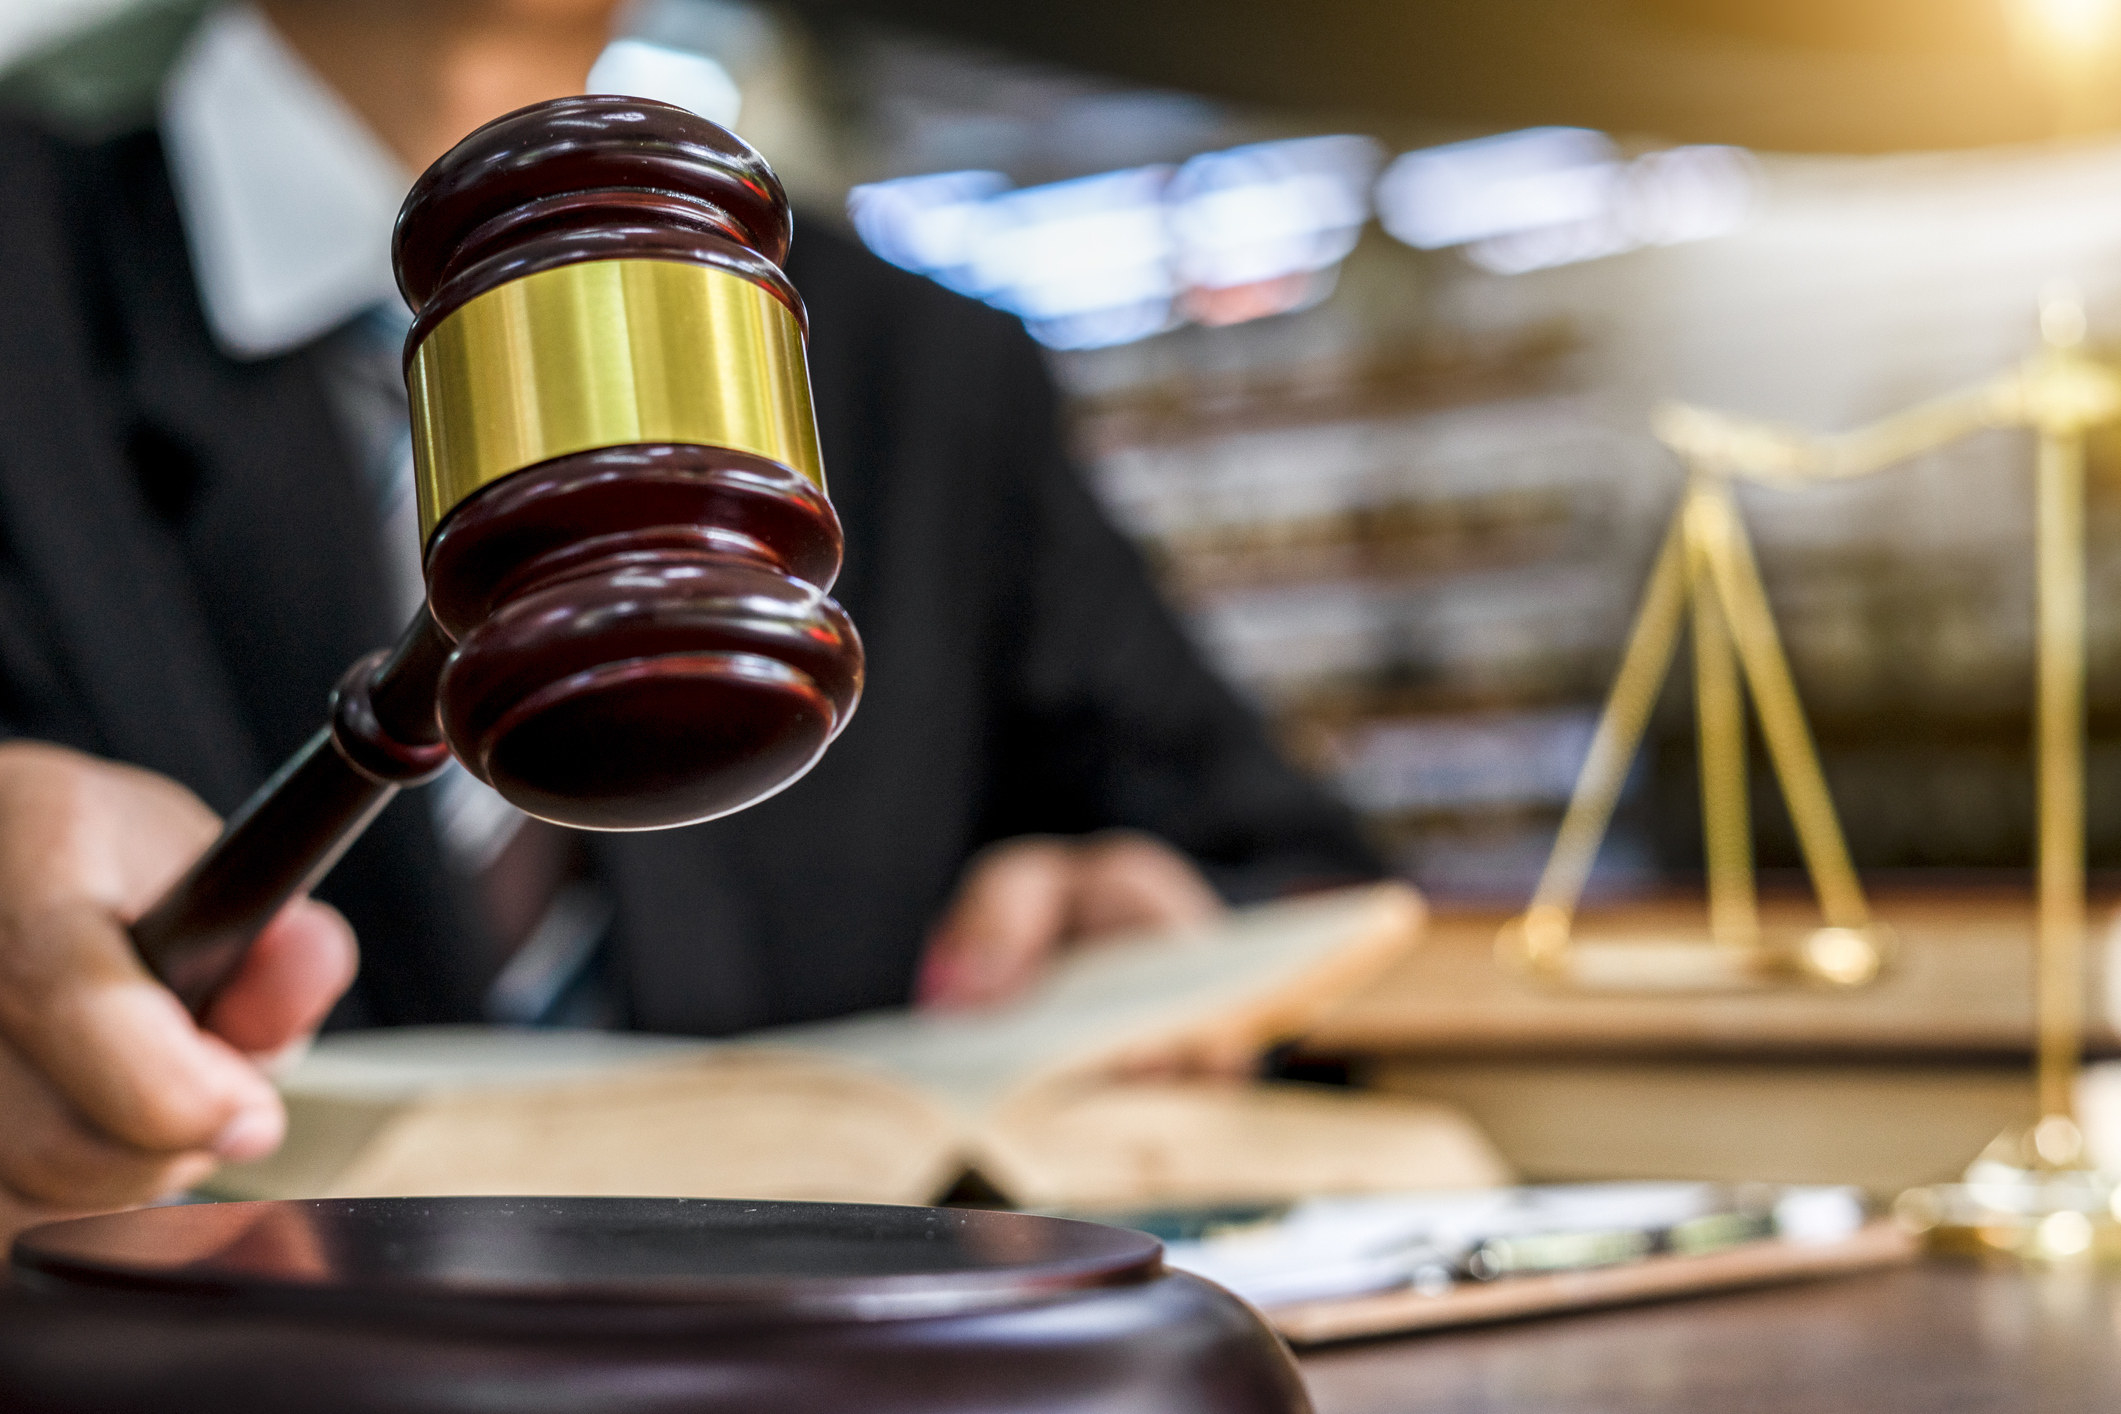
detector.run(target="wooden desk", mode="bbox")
[6,1254,2107,1410]
[1300,1261,2121,1413]
[1298,889,2121,1195]
[1310,888,2117,1061]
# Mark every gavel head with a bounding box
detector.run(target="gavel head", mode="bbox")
[393,96,861,831]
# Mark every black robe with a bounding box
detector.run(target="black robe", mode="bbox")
[0,114,1379,1035]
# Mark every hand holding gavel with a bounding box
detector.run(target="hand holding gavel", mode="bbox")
[127,96,864,1014]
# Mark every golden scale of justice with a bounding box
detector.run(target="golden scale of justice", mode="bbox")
[1496,286,2121,1260]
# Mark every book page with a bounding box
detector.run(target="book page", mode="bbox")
[218,1031,964,1205]
[325,1050,963,1204]
[729,883,1425,1116]
[261,1025,716,1098]
[224,883,1422,1205]
[975,1077,1513,1210]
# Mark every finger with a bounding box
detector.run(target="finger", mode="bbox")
[0,1039,218,1211]
[0,900,281,1158]
[917,839,1077,1008]
[204,900,358,1057]
[1072,832,1225,940]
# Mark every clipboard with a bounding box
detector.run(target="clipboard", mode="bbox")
[1265,1219,1918,1345]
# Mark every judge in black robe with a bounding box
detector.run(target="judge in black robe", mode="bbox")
[0,108,1378,1036]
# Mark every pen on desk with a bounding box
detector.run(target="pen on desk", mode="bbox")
[1154,1185,1865,1307]
[1464,1210,1779,1280]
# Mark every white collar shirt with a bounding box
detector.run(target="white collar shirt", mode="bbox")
[158,2,410,361]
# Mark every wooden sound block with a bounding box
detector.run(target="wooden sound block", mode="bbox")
[2,1197,1308,1414]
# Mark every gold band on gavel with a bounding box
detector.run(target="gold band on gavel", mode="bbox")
[407,258,824,541]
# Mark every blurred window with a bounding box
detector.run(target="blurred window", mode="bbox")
[847,135,1382,349]
[587,36,743,128]
[1375,127,1756,275]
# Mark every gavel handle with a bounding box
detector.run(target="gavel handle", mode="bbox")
[130,616,455,1015]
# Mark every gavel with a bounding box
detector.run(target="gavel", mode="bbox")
[128,95,864,1013]
[13,98,1315,1414]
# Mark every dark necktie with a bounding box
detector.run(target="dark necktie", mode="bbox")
[316,305,617,1025]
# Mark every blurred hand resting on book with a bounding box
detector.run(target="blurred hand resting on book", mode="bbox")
[0,742,1218,1233]
[916,832,1226,1011]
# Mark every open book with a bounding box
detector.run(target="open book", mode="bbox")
[213,883,1509,1210]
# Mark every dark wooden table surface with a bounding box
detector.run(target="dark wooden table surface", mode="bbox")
[1298,1261,2121,1413]
[4,1251,2113,1411]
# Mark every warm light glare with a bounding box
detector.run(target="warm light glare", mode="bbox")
[2012,0,2121,62]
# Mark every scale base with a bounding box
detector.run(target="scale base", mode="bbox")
[1498,913,1891,993]
[1896,1120,2121,1263]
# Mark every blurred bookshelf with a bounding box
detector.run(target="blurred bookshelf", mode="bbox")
[777,16,2121,902]
[1057,291,1674,902]
[1032,145,2121,902]
[301,0,2121,905]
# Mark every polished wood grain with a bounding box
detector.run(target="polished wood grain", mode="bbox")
[0,1198,1308,1414]
[1300,1261,2121,1414]
[9,1248,2108,1412]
